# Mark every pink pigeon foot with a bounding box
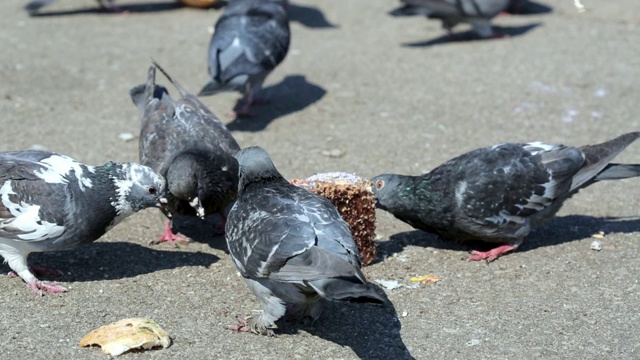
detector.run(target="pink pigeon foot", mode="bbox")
[228,315,250,332]
[468,244,519,262]
[150,221,190,247]
[27,280,68,296]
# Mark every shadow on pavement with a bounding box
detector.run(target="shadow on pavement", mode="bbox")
[226,75,326,132]
[275,287,416,360]
[27,1,183,17]
[288,2,338,29]
[4,242,219,282]
[506,0,553,15]
[402,23,541,47]
[376,215,640,260]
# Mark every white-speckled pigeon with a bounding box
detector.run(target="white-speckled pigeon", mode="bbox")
[389,0,510,39]
[198,0,291,118]
[226,146,384,336]
[372,132,640,261]
[24,0,124,15]
[130,61,241,246]
[0,150,167,295]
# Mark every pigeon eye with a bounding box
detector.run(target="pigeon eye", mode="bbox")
[148,187,157,195]
[375,180,384,189]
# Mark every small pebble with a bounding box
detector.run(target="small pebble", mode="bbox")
[590,241,602,251]
[118,132,135,142]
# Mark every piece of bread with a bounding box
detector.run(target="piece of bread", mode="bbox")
[292,172,377,266]
[178,0,220,9]
[80,318,171,356]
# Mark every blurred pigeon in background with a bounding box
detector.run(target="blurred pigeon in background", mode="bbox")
[130,61,240,246]
[226,146,384,336]
[199,0,291,118]
[389,0,510,39]
[25,0,124,15]
[0,150,166,295]
[372,132,640,261]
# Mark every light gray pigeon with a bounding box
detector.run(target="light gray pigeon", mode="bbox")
[372,132,640,262]
[198,0,291,118]
[130,61,241,245]
[225,146,384,336]
[389,0,510,39]
[24,0,124,15]
[0,150,167,295]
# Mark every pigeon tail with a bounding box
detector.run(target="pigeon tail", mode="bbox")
[571,132,640,191]
[128,66,171,116]
[198,79,227,97]
[308,277,385,305]
[595,164,640,181]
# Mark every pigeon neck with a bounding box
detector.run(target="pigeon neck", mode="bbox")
[239,169,286,193]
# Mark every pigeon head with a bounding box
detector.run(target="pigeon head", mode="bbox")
[235,146,284,190]
[166,151,239,219]
[108,162,168,216]
[370,174,404,211]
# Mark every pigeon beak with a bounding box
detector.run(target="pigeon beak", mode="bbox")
[158,197,172,218]
[189,197,206,219]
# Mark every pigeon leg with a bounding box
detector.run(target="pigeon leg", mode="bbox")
[150,220,189,247]
[1,249,67,295]
[468,243,520,262]
[232,97,255,118]
[8,264,63,278]
[98,0,129,13]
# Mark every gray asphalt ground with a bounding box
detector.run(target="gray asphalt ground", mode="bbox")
[1,0,640,359]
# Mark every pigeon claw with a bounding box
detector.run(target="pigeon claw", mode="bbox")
[228,315,251,333]
[468,244,519,262]
[151,221,190,247]
[27,280,68,296]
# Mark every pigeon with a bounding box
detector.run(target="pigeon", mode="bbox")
[225,146,384,336]
[198,0,291,118]
[24,0,124,15]
[130,61,241,246]
[0,150,167,295]
[389,0,510,39]
[372,132,640,262]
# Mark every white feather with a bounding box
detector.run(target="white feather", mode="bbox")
[0,181,64,241]
[33,154,94,191]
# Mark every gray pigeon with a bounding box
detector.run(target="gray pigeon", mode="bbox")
[226,146,384,336]
[130,61,241,245]
[389,0,510,39]
[24,0,124,15]
[0,150,167,295]
[198,0,291,117]
[372,132,640,261]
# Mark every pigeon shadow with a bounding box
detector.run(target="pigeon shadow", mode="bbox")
[505,1,553,15]
[171,214,229,253]
[2,242,219,282]
[374,215,640,260]
[275,287,415,359]
[225,75,326,132]
[26,1,183,17]
[402,23,540,47]
[288,2,338,28]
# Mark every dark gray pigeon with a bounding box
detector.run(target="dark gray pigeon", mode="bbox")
[130,61,241,246]
[389,0,510,39]
[226,146,384,336]
[372,132,640,262]
[24,0,124,15]
[0,150,167,295]
[198,0,291,118]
